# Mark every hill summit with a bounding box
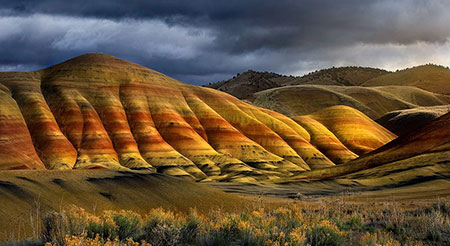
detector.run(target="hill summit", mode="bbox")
[206,70,285,99]
[281,66,390,86]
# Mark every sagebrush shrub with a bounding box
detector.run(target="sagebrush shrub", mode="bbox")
[39,200,449,246]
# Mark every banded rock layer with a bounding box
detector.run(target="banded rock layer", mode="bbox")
[288,111,450,181]
[0,54,395,181]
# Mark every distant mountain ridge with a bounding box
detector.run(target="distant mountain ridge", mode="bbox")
[281,66,390,86]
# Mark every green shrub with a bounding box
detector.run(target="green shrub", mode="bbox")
[107,211,143,240]
[180,213,201,244]
[38,201,450,246]
[42,211,70,246]
[336,216,366,232]
[85,217,117,240]
[139,214,181,246]
[307,223,345,246]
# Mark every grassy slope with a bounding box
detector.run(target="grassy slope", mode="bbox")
[364,64,450,95]
[252,85,450,119]
[0,170,245,241]
[2,167,449,242]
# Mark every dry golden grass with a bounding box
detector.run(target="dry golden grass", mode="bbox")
[252,84,450,119]
[1,163,449,244]
[364,64,450,95]
[18,199,450,246]
[0,170,245,242]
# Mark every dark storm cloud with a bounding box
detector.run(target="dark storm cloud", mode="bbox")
[0,0,449,84]
[3,0,450,46]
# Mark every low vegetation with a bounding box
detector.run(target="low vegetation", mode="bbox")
[17,200,448,246]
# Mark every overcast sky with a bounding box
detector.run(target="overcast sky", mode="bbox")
[0,0,449,85]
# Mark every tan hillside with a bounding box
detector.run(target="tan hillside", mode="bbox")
[252,84,450,119]
[0,170,245,241]
[363,64,450,95]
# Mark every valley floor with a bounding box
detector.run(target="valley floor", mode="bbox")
[0,168,449,244]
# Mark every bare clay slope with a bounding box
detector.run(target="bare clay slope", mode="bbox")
[0,53,397,182]
[289,105,396,168]
[0,54,312,181]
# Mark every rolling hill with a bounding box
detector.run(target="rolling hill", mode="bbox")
[364,64,450,95]
[252,84,450,119]
[207,65,450,130]
[206,66,389,99]
[0,53,396,182]
[377,105,450,136]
